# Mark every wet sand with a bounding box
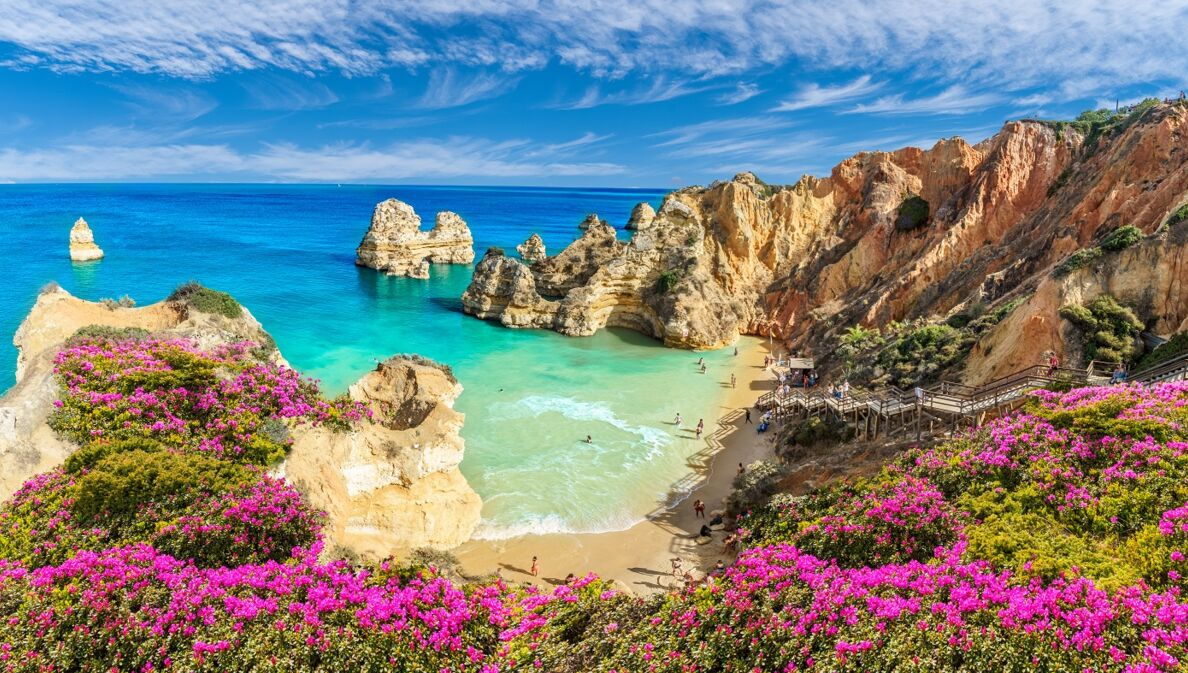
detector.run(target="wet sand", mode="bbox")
[452,340,777,593]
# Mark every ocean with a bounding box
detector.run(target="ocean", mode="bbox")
[0,184,751,537]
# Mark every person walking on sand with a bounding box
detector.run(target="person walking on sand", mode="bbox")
[674,413,683,427]
[530,556,539,577]
[745,408,752,424]
[730,373,736,388]
[693,499,705,518]
[695,418,704,438]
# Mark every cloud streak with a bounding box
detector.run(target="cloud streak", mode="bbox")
[772,75,880,112]
[0,136,627,182]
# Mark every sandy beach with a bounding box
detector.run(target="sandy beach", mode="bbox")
[453,340,776,593]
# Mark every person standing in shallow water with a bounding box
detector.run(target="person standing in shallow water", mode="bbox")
[530,556,539,577]
[674,413,683,427]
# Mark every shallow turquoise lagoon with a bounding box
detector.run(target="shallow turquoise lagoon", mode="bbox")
[0,184,745,535]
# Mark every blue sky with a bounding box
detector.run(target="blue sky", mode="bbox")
[0,0,1185,187]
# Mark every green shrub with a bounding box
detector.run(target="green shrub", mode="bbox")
[781,417,854,450]
[655,269,682,294]
[1168,204,1188,227]
[895,195,929,231]
[875,322,968,387]
[1100,225,1143,252]
[726,460,788,515]
[1137,332,1188,371]
[486,246,506,257]
[168,282,242,319]
[1053,247,1103,276]
[1059,295,1142,364]
[70,449,250,525]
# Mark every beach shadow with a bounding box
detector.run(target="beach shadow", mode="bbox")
[542,576,569,586]
[498,562,532,577]
[627,566,664,576]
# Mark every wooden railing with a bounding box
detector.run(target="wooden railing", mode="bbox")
[755,351,1188,442]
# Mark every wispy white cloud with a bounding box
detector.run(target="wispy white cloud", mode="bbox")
[107,82,217,120]
[416,68,519,109]
[557,77,713,109]
[241,75,339,110]
[847,86,1002,115]
[0,136,627,181]
[717,83,763,105]
[650,116,827,180]
[772,75,880,112]
[1,0,1184,98]
[525,132,614,157]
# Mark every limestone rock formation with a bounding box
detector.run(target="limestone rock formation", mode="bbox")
[516,233,547,264]
[0,285,480,557]
[355,199,475,278]
[282,357,481,559]
[461,101,1188,372]
[68,217,103,262]
[626,202,656,230]
[578,213,608,230]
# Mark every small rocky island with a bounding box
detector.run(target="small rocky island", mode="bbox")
[68,217,103,262]
[355,198,475,279]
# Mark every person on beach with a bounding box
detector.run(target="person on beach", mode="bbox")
[697,357,704,366]
[731,373,736,388]
[530,556,539,577]
[693,499,705,517]
[737,462,746,476]
[695,418,704,438]
[734,346,739,356]
[699,524,712,538]
[674,413,683,426]
[745,409,752,424]
[564,573,575,584]
[700,363,707,374]
[584,435,592,444]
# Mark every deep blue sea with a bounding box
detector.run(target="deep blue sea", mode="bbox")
[0,184,752,536]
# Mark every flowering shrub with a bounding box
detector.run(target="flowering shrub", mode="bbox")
[6,342,1188,671]
[49,337,369,464]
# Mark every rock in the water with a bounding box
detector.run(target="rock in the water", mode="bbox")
[355,198,475,278]
[578,213,608,230]
[68,217,104,262]
[515,233,547,264]
[282,356,482,558]
[626,202,656,230]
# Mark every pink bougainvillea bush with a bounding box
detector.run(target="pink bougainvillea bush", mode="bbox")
[4,333,1188,672]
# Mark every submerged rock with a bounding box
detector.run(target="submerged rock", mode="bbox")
[68,217,103,262]
[355,198,475,278]
[516,233,547,264]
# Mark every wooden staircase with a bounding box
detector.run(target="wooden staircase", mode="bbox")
[755,353,1188,443]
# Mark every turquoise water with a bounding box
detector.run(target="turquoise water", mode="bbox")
[0,185,746,536]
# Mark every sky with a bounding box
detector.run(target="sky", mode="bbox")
[0,0,1185,187]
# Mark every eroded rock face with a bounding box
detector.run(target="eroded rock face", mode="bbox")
[462,203,757,349]
[461,102,1188,366]
[0,285,480,557]
[355,199,475,278]
[577,213,607,230]
[763,102,1188,383]
[282,357,481,559]
[68,218,103,262]
[515,233,547,264]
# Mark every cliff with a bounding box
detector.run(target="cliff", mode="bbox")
[0,285,480,556]
[355,198,475,278]
[281,356,481,559]
[516,233,547,263]
[462,101,1188,374]
[68,217,103,262]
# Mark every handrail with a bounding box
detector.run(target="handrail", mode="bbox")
[1130,351,1188,383]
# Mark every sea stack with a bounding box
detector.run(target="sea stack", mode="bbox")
[578,213,608,230]
[355,198,475,279]
[625,202,656,230]
[516,233,547,264]
[68,217,104,262]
